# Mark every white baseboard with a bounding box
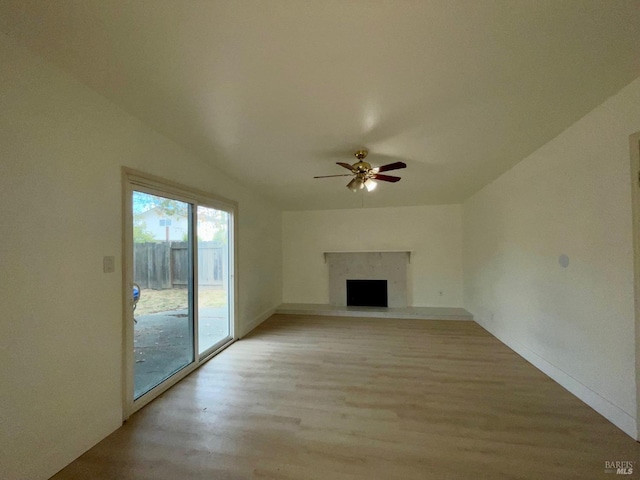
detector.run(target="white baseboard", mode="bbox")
[475,319,638,440]
[240,306,277,338]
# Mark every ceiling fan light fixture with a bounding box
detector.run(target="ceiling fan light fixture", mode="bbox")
[365,179,377,192]
[317,148,407,193]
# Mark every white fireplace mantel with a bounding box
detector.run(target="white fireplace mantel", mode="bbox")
[323,250,412,263]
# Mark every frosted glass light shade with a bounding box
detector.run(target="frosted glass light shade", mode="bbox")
[347,178,365,192]
[365,179,377,192]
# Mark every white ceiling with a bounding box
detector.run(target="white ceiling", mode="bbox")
[1,0,639,210]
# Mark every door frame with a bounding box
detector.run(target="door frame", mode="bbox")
[629,131,640,441]
[121,167,239,419]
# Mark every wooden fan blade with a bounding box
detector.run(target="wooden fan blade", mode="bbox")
[372,173,401,182]
[336,162,355,171]
[313,174,354,178]
[375,161,407,172]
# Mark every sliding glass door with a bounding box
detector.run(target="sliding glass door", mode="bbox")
[124,171,235,411]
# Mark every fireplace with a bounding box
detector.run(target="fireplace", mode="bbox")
[326,252,409,308]
[346,279,388,307]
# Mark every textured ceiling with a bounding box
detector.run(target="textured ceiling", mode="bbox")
[1,0,639,210]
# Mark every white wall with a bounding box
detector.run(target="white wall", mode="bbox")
[283,205,463,307]
[463,76,640,438]
[0,33,282,480]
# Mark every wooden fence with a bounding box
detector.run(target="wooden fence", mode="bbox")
[134,241,226,290]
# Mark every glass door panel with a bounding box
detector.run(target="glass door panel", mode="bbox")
[132,191,194,399]
[197,206,231,355]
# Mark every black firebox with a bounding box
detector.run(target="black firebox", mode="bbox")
[346,279,388,307]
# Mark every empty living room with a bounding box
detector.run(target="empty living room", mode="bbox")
[1,1,640,479]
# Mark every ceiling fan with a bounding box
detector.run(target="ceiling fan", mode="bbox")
[314,149,407,192]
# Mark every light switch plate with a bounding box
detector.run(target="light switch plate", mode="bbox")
[103,256,115,273]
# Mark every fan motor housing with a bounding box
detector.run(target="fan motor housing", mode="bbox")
[353,161,372,173]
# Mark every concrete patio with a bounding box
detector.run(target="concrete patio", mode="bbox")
[134,307,229,398]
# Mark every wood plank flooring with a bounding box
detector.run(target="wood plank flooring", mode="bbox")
[53,315,639,479]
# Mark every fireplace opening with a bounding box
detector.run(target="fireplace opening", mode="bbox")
[346,279,388,307]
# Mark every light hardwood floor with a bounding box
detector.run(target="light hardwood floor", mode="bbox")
[53,315,639,479]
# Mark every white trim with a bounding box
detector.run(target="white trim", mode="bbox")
[629,131,640,441]
[121,169,134,421]
[191,204,199,360]
[240,306,278,338]
[629,132,640,440]
[199,336,234,360]
[230,209,239,341]
[200,338,236,363]
[323,250,412,263]
[475,318,637,439]
[127,172,236,214]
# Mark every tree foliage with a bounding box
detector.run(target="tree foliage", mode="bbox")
[133,191,229,244]
[133,221,156,243]
[133,192,188,217]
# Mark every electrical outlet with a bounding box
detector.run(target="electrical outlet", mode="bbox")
[103,256,115,273]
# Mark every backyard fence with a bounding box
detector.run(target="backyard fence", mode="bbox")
[134,241,226,290]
